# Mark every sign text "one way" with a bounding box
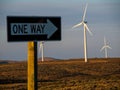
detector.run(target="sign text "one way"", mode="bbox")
[11,19,57,39]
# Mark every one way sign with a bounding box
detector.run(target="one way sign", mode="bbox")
[7,16,61,42]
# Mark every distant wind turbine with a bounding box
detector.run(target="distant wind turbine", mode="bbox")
[72,3,93,63]
[39,41,44,62]
[100,37,112,58]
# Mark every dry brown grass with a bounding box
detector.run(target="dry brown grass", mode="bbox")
[0,58,120,90]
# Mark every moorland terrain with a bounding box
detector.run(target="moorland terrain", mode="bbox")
[0,58,120,90]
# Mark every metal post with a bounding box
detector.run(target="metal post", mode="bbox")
[28,42,38,90]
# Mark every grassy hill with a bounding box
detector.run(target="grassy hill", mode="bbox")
[0,58,120,90]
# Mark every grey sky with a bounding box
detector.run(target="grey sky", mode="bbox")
[0,0,120,60]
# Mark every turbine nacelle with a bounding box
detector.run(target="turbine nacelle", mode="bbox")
[84,21,87,24]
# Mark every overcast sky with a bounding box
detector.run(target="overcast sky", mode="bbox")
[0,0,120,60]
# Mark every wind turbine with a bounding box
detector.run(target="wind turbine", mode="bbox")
[39,41,44,62]
[100,37,112,58]
[72,3,92,63]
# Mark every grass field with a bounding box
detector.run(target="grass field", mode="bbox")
[0,58,120,90]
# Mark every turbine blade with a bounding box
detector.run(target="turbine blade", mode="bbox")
[39,43,42,52]
[106,45,112,49]
[109,46,112,49]
[84,23,93,36]
[100,46,105,52]
[72,22,83,29]
[104,36,106,46]
[40,44,42,49]
[82,3,88,21]
[39,42,43,52]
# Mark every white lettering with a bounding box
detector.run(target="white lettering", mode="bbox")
[30,24,45,34]
[11,23,46,35]
[11,24,28,35]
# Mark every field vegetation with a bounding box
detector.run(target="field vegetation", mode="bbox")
[0,58,120,90]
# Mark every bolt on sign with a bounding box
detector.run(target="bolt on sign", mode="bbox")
[7,16,61,42]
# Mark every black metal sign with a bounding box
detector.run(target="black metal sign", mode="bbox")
[7,16,61,42]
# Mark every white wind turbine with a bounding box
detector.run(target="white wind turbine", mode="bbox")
[39,41,44,62]
[100,37,112,58]
[72,3,92,63]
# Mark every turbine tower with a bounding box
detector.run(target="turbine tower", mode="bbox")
[100,37,112,58]
[72,3,92,63]
[39,41,44,62]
